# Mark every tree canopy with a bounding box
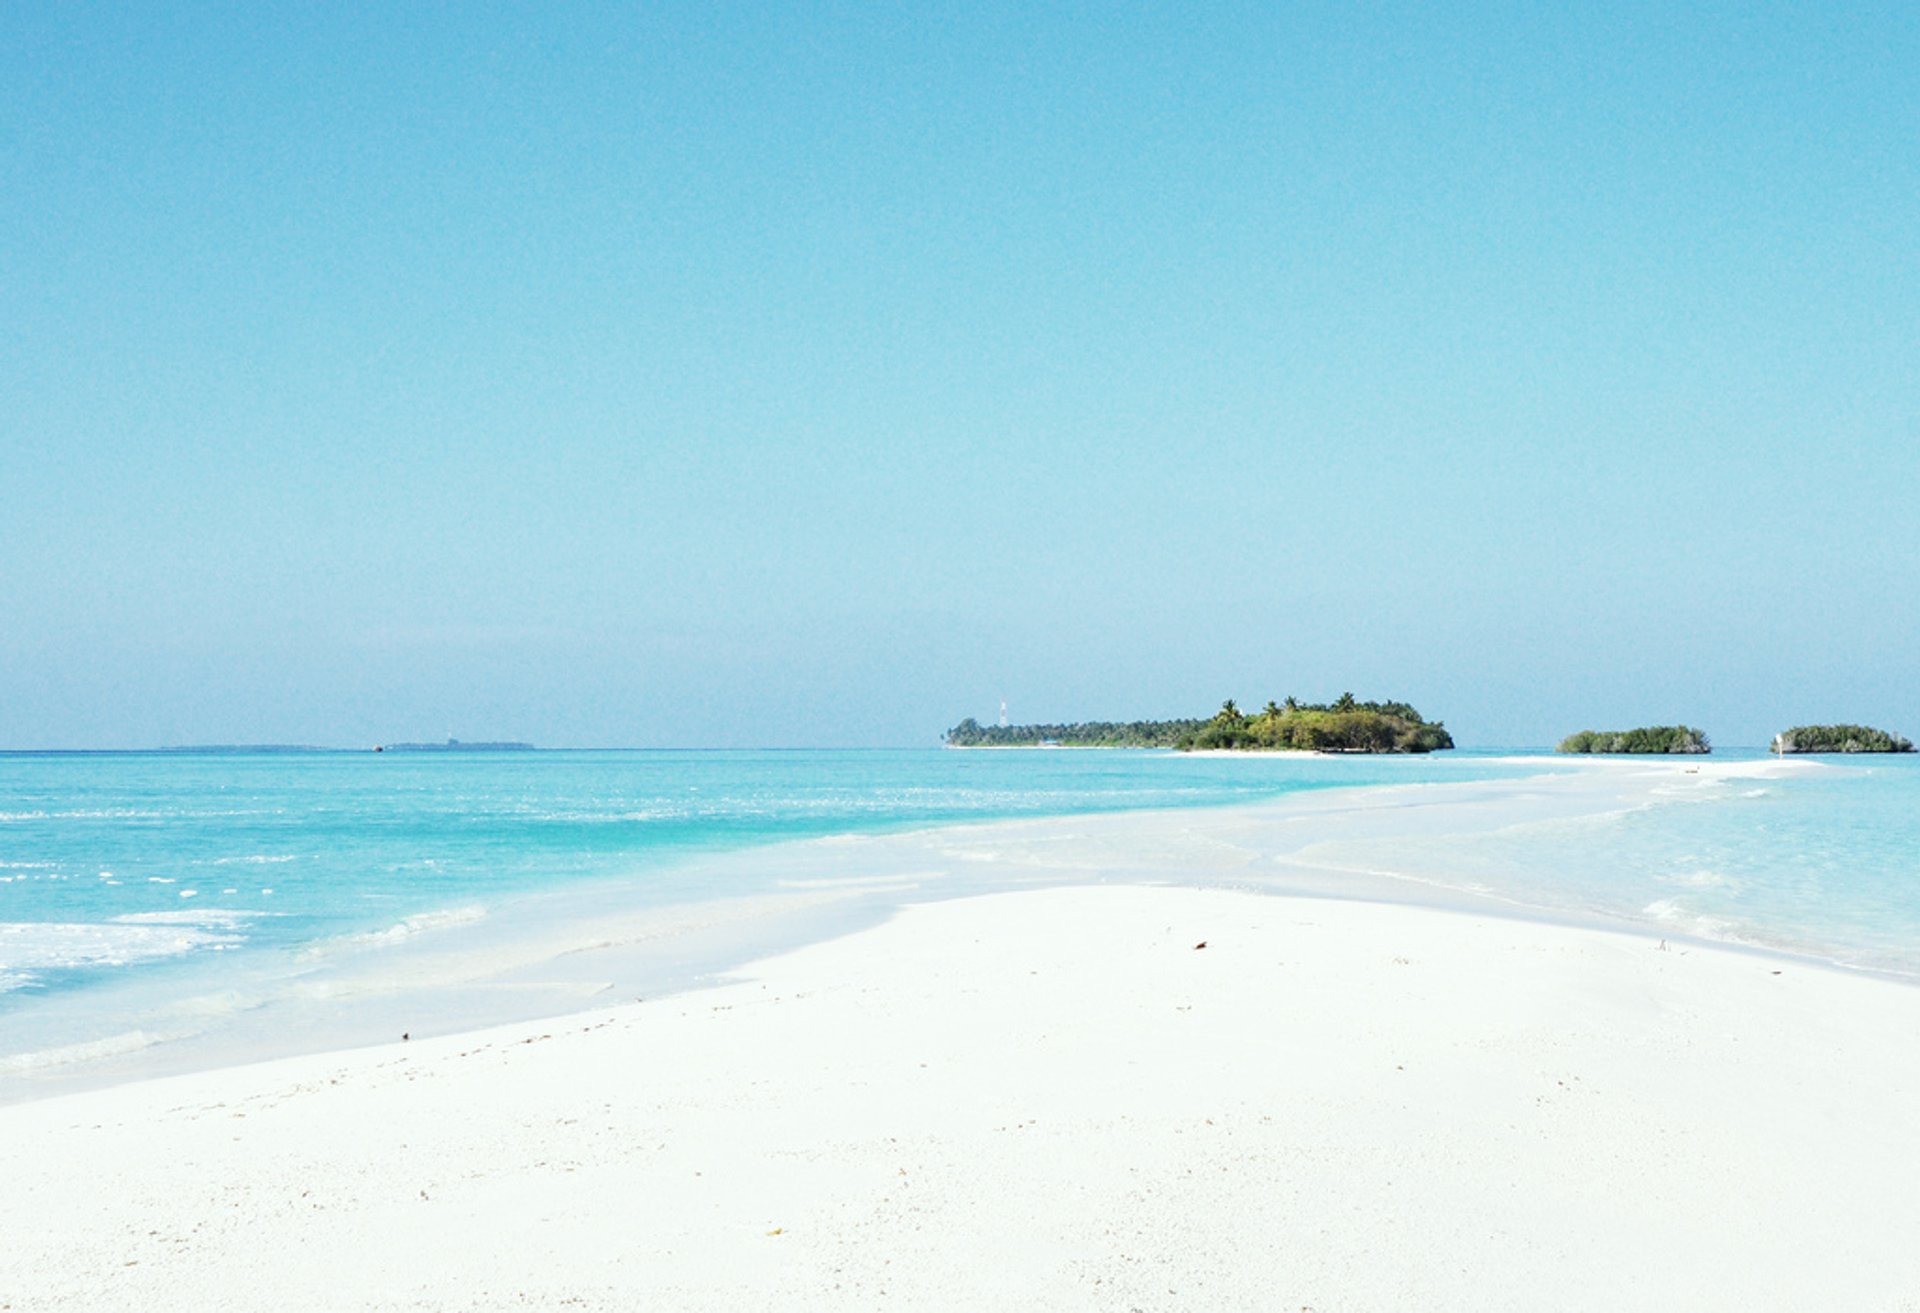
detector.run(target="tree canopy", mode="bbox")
[946,697,1453,754]
[1556,726,1710,755]
[1775,725,1914,754]
[942,717,1204,749]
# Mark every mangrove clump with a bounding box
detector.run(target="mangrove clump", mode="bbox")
[1774,725,1914,754]
[1557,726,1710,755]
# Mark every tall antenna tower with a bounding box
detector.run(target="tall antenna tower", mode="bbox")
[999,698,1009,728]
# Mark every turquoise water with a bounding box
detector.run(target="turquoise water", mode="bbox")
[1311,753,1920,974]
[0,748,1535,1003]
[3,747,1918,1089]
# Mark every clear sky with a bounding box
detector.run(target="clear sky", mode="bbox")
[3,3,1915,748]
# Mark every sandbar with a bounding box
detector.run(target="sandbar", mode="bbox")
[4,870,1918,1309]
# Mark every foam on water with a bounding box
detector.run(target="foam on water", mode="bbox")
[299,905,491,957]
[114,908,266,928]
[1641,897,1743,941]
[0,918,244,977]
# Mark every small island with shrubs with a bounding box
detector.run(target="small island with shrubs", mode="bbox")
[1773,725,1914,754]
[1556,726,1710,755]
[946,695,1454,754]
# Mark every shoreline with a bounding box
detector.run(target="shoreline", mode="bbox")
[6,880,1919,1308]
[0,753,1874,1104]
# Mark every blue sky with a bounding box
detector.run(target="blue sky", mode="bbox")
[3,3,1915,747]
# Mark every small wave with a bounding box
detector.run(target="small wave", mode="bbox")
[0,806,278,822]
[207,854,298,866]
[299,905,489,958]
[113,908,261,929]
[1642,898,1740,940]
[0,919,243,973]
[0,1030,164,1074]
[396,905,488,933]
[531,808,690,823]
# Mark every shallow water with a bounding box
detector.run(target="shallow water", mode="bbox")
[0,749,1541,1086]
[3,746,1916,1095]
[0,748,1539,996]
[1296,753,1920,974]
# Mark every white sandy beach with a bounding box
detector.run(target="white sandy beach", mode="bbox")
[6,865,1920,1310]
[13,1,1911,1303]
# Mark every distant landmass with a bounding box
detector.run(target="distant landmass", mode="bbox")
[1556,727,1710,755]
[947,696,1453,754]
[375,739,536,753]
[946,717,1206,749]
[1774,725,1914,754]
[22,739,544,755]
[151,744,341,754]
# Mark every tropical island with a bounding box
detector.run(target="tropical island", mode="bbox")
[946,695,1454,753]
[1556,726,1710,754]
[1774,725,1914,754]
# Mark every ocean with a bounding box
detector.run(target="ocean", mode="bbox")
[2,747,1916,1094]
[1305,750,1920,973]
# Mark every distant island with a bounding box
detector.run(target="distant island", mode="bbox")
[151,744,341,754]
[2,740,539,755]
[375,739,536,753]
[1556,727,1710,755]
[947,695,1454,754]
[1773,725,1914,754]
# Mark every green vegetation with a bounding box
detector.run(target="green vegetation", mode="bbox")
[1774,725,1914,754]
[1556,726,1710,755]
[942,717,1204,748]
[945,695,1452,754]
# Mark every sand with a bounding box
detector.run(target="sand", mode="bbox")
[5,879,1920,1311]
